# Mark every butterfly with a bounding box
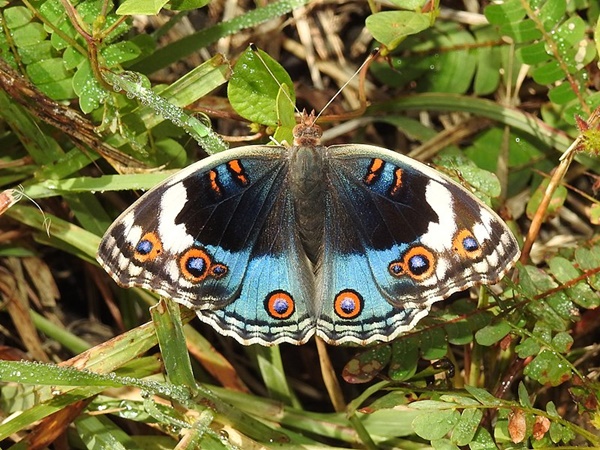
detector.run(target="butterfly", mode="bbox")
[97,111,520,346]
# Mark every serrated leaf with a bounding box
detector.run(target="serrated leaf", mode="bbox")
[451,408,483,446]
[475,321,511,346]
[228,47,294,127]
[412,409,460,440]
[366,11,430,50]
[342,346,391,384]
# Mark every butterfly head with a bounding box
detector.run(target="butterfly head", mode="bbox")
[293,110,322,147]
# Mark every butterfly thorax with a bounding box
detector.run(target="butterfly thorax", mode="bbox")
[289,113,326,265]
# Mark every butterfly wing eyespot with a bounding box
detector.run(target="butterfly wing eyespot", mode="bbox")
[265,290,295,319]
[389,246,436,281]
[133,232,163,263]
[453,229,483,259]
[179,248,227,283]
[334,290,363,319]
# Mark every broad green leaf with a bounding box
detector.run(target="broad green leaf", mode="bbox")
[73,60,108,113]
[485,0,525,25]
[420,326,448,360]
[116,0,169,15]
[3,6,33,28]
[389,337,419,381]
[12,22,46,47]
[366,11,430,50]
[475,321,511,346]
[413,408,460,440]
[470,427,497,450]
[517,381,532,408]
[228,46,294,127]
[451,408,483,446]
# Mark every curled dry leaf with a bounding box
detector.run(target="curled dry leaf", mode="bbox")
[508,408,527,443]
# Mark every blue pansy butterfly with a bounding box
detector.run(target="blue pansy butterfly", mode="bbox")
[97,111,520,346]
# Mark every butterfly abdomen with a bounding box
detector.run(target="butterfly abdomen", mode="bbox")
[289,144,327,265]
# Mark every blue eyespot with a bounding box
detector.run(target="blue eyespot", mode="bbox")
[266,291,295,319]
[463,236,479,252]
[186,256,206,277]
[408,254,430,275]
[136,239,153,255]
[334,290,363,319]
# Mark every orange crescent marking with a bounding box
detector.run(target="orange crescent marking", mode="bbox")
[389,167,403,197]
[227,160,249,185]
[208,170,221,195]
[364,158,384,185]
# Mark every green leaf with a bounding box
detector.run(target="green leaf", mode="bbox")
[464,385,501,406]
[515,337,540,358]
[73,60,108,113]
[470,426,497,450]
[517,382,532,408]
[420,326,448,360]
[3,5,33,28]
[413,408,460,440]
[524,349,572,386]
[389,337,419,381]
[475,321,511,346]
[526,178,567,220]
[228,46,295,127]
[366,11,430,50]
[116,0,170,15]
[451,408,483,446]
[485,0,525,25]
[342,345,392,384]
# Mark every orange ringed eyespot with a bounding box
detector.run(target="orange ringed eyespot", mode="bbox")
[334,290,363,319]
[265,291,295,319]
[388,245,435,281]
[398,246,436,281]
[179,248,216,283]
[453,229,482,259]
[133,232,163,262]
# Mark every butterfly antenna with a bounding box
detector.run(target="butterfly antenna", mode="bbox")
[250,43,301,116]
[313,48,379,123]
